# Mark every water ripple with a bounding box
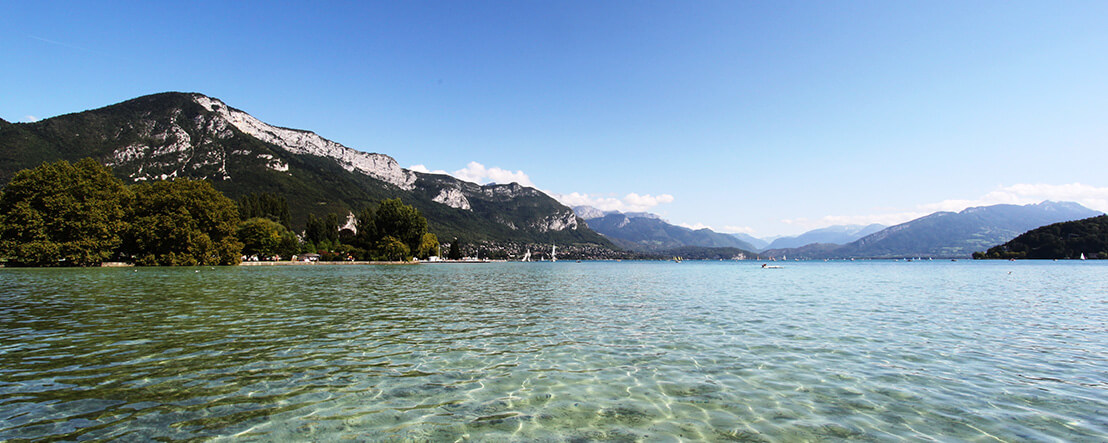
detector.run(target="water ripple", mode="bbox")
[1,262,1106,440]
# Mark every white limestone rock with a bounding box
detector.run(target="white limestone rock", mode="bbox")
[531,211,579,232]
[432,187,471,210]
[193,94,415,190]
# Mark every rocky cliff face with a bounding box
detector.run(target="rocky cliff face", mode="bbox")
[0,92,611,246]
[192,95,417,190]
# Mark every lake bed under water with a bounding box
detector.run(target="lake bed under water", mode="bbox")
[1,261,1105,440]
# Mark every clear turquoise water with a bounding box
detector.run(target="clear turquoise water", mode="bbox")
[1,261,1105,441]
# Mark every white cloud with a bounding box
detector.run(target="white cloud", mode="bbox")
[676,222,713,231]
[408,161,535,187]
[781,212,928,231]
[781,182,1108,232]
[408,164,449,175]
[451,161,535,187]
[551,191,676,213]
[919,183,1108,214]
[409,160,677,214]
[23,115,38,122]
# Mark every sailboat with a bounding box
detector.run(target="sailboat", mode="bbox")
[551,245,557,263]
[521,249,531,262]
[1080,252,1086,260]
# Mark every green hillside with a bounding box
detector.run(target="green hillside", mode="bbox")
[975,215,1108,259]
[0,93,613,249]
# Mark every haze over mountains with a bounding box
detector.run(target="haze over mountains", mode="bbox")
[576,202,1102,259]
[573,206,757,252]
[763,224,887,250]
[765,201,1102,258]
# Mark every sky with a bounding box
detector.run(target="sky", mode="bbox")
[3,1,1108,237]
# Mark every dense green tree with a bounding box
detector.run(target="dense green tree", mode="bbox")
[374,198,427,254]
[127,179,242,266]
[416,233,440,259]
[976,215,1108,259]
[377,236,410,261]
[304,214,326,244]
[277,229,300,259]
[304,212,342,244]
[238,217,298,259]
[325,213,341,243]
[448,238,463,260]
[352,206,377,250]
[0,159,130,266]
[238,193,291,228]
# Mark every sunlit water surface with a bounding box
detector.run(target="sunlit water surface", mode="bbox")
[1,261,1106,441]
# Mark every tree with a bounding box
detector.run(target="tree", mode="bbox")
[304,212,341,245]
[238,217,297,259]
[351,206,377,250]
[416,232,440,259]
[448,238,463,260]
[238,193,291,228]
[127,179,242,266]
[377,236,410,261]
[0,159,131,266]
[374,198,427,253]
[325,213,341,243]
[304,214,327,244]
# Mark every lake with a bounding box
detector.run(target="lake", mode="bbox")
[1,261,1105,440]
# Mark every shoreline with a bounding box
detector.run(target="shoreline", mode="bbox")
[239,260,419,266]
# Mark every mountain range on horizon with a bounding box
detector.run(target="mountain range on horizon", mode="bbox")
[765,201,1102,258]
[762,224,887,250]
[2,92,1102,260]
[576,202,1102,259]
[572,206,758,253]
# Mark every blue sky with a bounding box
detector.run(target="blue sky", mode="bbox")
[4,1,1108,236]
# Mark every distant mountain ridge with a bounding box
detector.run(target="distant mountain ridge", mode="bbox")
[764,224,886,250]
[0,92,612,247]
[574,206,757,252]
[730,233,769,250]
[766,201,1102,258]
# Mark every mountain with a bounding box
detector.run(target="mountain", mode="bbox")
[767,201,1102,259]
[976,215,1108,259]
[572,205,610,220]
[765,224,886,250]
[574,207,758,252]
[730,233,769,251]
[0,92,612,248]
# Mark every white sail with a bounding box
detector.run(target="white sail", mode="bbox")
[551,245,557,262]
[1080,252,1086,260]
[522,249,531,262]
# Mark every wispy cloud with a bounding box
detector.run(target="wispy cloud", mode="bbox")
[783,183,1108,231]
[676,222,713,231]
[552,192,675,213]
[781,212,927,230]
[28,35,119,60]
[919,183,1108,214]
[451,162,535,188]
[409,161,535,188]
[409,164,450,175]
[23,115,39,122]
[408,161,678,214]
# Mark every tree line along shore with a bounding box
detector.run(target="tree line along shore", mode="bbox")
[0,159,446,267]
